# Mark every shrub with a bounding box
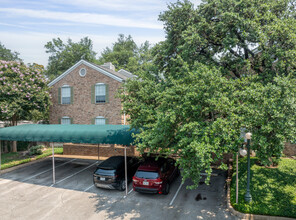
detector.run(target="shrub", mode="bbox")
[17,141,30,151]
[29,145,44,156]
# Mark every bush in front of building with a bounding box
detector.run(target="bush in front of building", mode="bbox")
[29,145,44,156]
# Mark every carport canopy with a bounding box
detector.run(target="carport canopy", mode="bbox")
[0,124,139,196]
[0,124,137,145]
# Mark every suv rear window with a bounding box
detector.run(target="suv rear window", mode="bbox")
[95,168,116,176]
[135,170,159,179]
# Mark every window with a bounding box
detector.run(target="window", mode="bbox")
[95,116,106,125]
[135,171,159,179]
[91,83,109,104]
[79,68,86,77]
[95,84,106,103]
[61,116,71,125]
[61,86,71,104]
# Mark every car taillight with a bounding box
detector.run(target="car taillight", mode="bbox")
[154,179,163,185]
[133,177,139,182]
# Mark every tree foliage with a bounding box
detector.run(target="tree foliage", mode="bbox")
[97,34,153,74]
[0,60,51,125]
[0,42,21,61]
[45,37,96,79]
[120,0,296,188]
[155,0,296,80]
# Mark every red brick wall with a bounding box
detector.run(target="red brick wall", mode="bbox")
[63,143,295,159]
[49,63,123,125]
[63,143,140,157]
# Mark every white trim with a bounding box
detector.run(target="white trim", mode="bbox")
[48,60,123,86]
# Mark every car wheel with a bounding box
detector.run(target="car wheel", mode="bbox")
[119,180,126,191]
[163,183,170,195]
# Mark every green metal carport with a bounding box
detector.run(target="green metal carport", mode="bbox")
[0,124,138,196]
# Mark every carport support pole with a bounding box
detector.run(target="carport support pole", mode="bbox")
[236,152,238,204]
[51,142,56,184]
[124,146,128,196]
[0,140,2,174]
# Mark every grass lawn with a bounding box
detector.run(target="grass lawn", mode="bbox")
[1,147,63,170]
[230,157,296,218]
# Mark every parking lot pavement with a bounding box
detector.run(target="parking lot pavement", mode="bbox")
[0,158,236,220]
[170,170,234,219]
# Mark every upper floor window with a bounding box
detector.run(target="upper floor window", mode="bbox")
[95,83,106,103]
[62,86,71,104]
[92,83,109,104]
[59,85,73,105]
[79,68,86,77]
[61,116,72,125]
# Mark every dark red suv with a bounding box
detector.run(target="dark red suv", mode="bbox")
[132,157,179,195]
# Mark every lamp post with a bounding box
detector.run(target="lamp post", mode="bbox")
[244,132,252,203]
[236,146,247,204]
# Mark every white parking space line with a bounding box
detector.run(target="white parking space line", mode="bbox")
[23,159,77,182]
[169,182,183,206]
[83,184,94,192]
[50,161,98,187]
[128,188,133,194]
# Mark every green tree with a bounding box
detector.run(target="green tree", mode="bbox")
[120,0,296,188]
[155,0,296,80]
[97,34,153,74]
[45,37,96,79]
[0,42,21,61]
[0,60,51,152]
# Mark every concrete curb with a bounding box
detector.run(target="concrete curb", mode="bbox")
[226,180,295,220]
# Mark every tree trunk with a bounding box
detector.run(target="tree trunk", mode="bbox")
[12,141,17,152]
[4,141,8,153]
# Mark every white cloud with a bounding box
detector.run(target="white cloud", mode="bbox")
[0,8,163,29]
[0,22,30,29]
[48,0,168,12]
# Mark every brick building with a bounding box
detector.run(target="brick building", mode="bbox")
[48,60,134,125]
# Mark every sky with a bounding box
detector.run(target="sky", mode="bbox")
[0,0,201,67]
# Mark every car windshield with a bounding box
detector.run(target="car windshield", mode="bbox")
[95,168,116,176]
[135,170,159,179]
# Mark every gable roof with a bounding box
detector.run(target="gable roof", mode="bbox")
[48,60,134,86]
[94,64,132,81]
[118,69,136,78]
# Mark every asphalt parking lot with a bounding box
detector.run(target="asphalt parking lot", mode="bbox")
[0,158,236,220]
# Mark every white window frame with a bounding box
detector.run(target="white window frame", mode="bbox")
[79,68,86,77]
[61,116,71,125]
[61,85,71,104]
[95,116,106,125]
[95,83,106,103]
